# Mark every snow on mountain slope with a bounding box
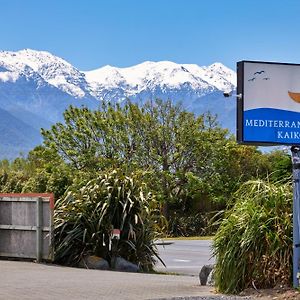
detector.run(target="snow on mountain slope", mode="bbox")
[182,62,236,91]
[0,49,236,103]
[0,49,89,98]
[84,61,236,100]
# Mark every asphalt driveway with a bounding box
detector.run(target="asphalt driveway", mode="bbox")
[155,239,215,276]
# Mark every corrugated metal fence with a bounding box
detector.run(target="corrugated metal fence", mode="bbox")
[0,193,54,262]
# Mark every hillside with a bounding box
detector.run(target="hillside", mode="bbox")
[0,49,237,159]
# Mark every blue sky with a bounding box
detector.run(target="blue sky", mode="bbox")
[2,0,300,71]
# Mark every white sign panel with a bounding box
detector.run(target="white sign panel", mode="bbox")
[237,61,300,145]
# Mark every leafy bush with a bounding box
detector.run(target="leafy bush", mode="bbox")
[53,170,162,271]
[213,179,292,294]
[0,170,28,192]
[168,212,216,237]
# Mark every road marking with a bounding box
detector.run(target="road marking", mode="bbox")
[173,259,191,262]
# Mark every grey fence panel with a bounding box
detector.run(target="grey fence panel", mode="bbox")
[0,193,54,261]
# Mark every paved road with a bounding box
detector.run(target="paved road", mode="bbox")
[0,260,216,300]
[155,240,215,276]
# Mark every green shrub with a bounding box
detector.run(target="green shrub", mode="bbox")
[53,170,162,271]
[168,212,216,237]
[0,170,29,192]
[213,179,292,294]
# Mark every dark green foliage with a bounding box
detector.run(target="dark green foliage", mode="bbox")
[0,146,73,199]
[213,179,292,294]
[0,99,294,284]
[0,100,292,240]
[0,170,28,192]
[53,170,162,271]
[265,150,292,183]
[168,212,216,237]
[41,100,246,223]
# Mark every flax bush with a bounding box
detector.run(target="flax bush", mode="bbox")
[213,179,293,294]
[53,170,163,271]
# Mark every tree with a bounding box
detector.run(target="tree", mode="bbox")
[41,100,231,216]
[0,146,73,199]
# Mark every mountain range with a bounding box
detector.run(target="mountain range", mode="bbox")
[0,49,237,159]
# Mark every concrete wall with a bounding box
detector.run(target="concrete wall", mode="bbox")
[0,193,54,262]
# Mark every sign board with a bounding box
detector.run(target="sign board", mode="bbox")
[237,61,300,145]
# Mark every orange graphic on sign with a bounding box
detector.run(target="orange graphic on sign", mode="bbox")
[288,91,300,103]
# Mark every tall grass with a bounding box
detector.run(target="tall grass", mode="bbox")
[213,179,292,294]
[53,170,163,271]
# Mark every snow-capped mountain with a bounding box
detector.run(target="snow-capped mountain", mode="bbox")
[84,60,236,103]
[0,49,236,158]
[0,49,98,124]
[0,49,90,97]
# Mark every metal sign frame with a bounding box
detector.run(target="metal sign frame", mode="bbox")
[237,60,300,146]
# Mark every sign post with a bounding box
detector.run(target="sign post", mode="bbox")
[237,60,300,287]
[291,146,300,287]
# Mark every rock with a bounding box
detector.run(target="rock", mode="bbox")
[207,268,215,286]
[79,255,109,270]
[199,264,214,285]
[112,257,139,272]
